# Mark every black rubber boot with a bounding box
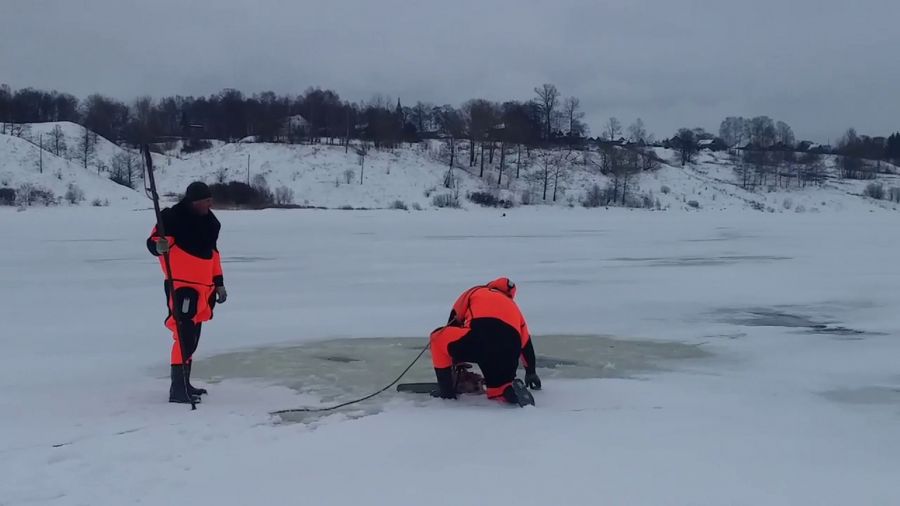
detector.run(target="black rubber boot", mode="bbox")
[502,379,535,407]
[170,364,201,404]
[185,363,207,396]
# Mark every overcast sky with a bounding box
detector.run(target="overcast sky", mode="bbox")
[2,0,898,143]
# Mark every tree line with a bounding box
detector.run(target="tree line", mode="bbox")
[3,82,897,204]
[4,83,895,163]
[0,83,595,151]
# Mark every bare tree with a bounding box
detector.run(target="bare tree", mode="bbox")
[535,147,572,201]
[9,123,30,138]
[551,148,574,201]
[497,141,509,187]
[839,155,868,180]
[562,97,586,138]
[79,128,96,169]
[628,118,648,144]
[128,95,159,145]
[775,121,795,147]
[0,84,10,135]
[672,128,698,166]
[534,84,559,141]
[110,151,139,188]
[749,116,776,147]
[639,146,661,172]
[590,145,626,204]
[435,105,465,172]
[798,152,826,186]
[738,149,775,189]
[619,149,643,205]
[776,150,798,188]
[49,125,66,157]
[719,117,748,147]
[355,143,368,184]
[275,186,294,205]
[604,117,622,141]
[410,102,434,136]
[463,99,499,173]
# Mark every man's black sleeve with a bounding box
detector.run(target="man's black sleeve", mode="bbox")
[522,338,537,374]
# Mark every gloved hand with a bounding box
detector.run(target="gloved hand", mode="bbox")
[525,370,542,390]
[155,238,170,254]
[216,286,228,303]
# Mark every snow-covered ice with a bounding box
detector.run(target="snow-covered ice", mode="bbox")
[2,205,900,505]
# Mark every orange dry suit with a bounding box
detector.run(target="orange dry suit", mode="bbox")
[429,278,537,400]
[147,200,223,365]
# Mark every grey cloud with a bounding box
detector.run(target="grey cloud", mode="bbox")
[1,0,898,142]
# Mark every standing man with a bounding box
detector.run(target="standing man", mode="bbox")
[429,277,541,406]
[147,182,228,404]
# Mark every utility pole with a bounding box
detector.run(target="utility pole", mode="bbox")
[247,153,250,185]
[39,133,43,174]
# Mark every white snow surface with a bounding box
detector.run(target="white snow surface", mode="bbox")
[2,206,900,505]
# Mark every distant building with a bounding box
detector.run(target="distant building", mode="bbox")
[285,115,310,133]
[698,138,728,151]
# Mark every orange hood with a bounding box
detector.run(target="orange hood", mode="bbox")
[486,277,516,299]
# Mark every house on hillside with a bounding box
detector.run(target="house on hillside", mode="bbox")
[800,142,832,154]
[698,138,728,151]
[283,115,310,139]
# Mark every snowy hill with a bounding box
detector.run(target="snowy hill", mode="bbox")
[0,132,143,207]
[149,141,490,209]
[18,121,133,176]
[150,139,900,213]
[4,121,900,213]
[639,149,900,213]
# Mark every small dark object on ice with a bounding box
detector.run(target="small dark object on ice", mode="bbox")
[397,382,439,394]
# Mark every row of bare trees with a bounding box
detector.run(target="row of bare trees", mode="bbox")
[718,116,795,149]
[1,83,592,151]
[735,151,828,190]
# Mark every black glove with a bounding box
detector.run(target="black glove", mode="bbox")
[525,370,542,390]
[216,286,228,303]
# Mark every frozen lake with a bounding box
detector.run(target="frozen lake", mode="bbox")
[2,206,900,505]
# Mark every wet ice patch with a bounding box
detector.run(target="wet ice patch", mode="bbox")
[423,230,606,241]
[610,255,791,267]
[712,306,882,338]
[682,227,756,242]
[192,335,711,423]
[221,256,276,263]
[821,386,900,405]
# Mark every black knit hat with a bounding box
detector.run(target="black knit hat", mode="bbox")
[184,181,212,202]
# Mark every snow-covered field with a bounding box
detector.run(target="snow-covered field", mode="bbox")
[2,206,900,505]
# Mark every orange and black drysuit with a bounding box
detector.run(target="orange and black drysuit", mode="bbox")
[146,200,223,366]
[429,278,537,401]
